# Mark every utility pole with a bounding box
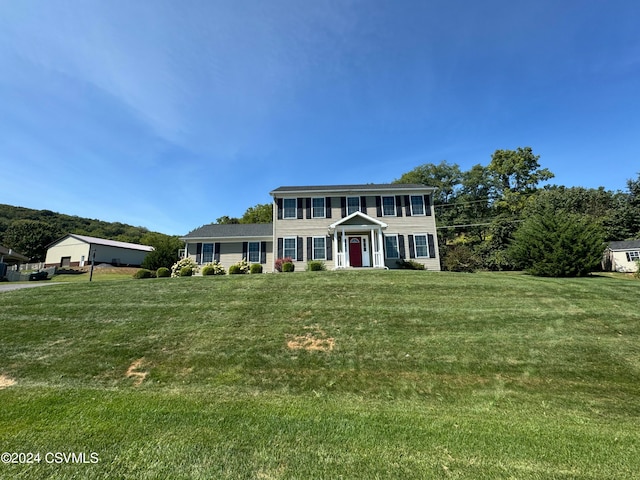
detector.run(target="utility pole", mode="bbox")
[89,248,96,282]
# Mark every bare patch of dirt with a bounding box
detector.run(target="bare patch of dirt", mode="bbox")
[126,358,148,386]
[0,374,16,389]
[287,326,335,352]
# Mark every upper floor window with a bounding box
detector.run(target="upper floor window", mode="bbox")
[283,198,297,219]
[312,197,325,218]
[382,196,396,216]
[410,195,425,216]
[347,197,360,215]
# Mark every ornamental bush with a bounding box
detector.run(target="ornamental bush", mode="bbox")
[250,263,263,274]
[156,267,170,278]
[396,259,426,271]
[275,257,293,272]
[133,269,154,279]
[229,258,250,274]
[282,262,295,273]
[306,260,326,271]
[202,261,226,276]
[509,210,605,277]
[171,257,199,277]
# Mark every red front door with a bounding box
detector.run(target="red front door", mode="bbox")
[349,237,362,267]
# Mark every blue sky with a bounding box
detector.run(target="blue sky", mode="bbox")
[1,1,639,235]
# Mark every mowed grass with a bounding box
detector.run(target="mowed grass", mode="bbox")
[0,271,638,479]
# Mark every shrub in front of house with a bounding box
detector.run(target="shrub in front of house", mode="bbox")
[306,260,326,271]
[133,269,155,279]
[396,259,426,270]
[171,258,199,278]
[228,258,250,275]
[156,267,170,278]
[282,262,295,273]
[202,261,226,276]
[275,257,293,272]
[250,263,263,274]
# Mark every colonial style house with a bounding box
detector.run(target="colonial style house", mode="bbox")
[181,183,440,272]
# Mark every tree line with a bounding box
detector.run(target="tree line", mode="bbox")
[394,146,640,274]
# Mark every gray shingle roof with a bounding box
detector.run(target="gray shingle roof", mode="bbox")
[608,240,640,250]
[270,183,434,194]
[182,223,273,239]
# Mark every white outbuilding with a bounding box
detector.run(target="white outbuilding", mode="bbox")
[45,234,153,268]
[602,240,640,273]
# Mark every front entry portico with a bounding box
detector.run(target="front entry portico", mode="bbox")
[329,211,388,269]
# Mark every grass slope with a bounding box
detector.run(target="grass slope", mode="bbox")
[0,271,638,479]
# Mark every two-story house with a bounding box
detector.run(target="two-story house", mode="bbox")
[180,183,440,272]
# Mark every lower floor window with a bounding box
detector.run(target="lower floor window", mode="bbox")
[248,242,260,263]
[384,234,399,259]
[313,237,326,260]
[414,234,429,258]
[202,243,214,263]
[284,237,297,259]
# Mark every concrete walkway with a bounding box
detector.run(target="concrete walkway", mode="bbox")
[0,282,63,293]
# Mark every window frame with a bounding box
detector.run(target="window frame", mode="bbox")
[202,243,214,263]
[313,236,326,260]
[413,234,429,258]
[283,198,297,219]
[628,251,640,262]
[381,196,396,216]
[347,196,360,215]
[283,237,297,259]
[248,241,261,263]
[312,197,326,219]
[410,195,426,216]
[384,234,400,259]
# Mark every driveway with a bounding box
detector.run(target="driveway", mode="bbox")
[0,282,63,293]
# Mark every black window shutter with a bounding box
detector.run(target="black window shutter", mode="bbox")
[305,198,311,219]
[297,236,303,261]
[260,241,267,264]
[242,242,248,260]
[325,197,332,218]
[341,197,347,217]
[214,243,221,262]
[277,238,283,258]
[307,237,312,260]
[326,236,333,260]
[395,196,403,217]
[360,196,367,214]
[398,235,406,259]
[297,198,303,219]
[404,195,412,216]
[276,198,283,220]
[427,234,436,258]
[376,196,382,217]
[408,235,415,258]
[196,242,202,263]
[424,194,432,216]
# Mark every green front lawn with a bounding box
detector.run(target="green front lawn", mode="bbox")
[0,271,638,478]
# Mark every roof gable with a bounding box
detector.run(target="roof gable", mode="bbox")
[329,211,387,229]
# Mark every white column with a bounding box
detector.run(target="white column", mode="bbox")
[377,228,384,268]
[333,229,339,267]
[342,227,348,267]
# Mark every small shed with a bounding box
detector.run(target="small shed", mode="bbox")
[0,245,30,279]
[45,234,153,268]
[602,240,640,273]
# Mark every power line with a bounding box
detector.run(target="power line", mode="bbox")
[436,219,525,230]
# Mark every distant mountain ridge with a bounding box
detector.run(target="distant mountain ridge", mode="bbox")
[0,203,156,246]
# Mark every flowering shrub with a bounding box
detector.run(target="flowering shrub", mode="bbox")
[229,258,250,274]
[202,260,226,276]
[171,257,199,277]
[275,257,293,272]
